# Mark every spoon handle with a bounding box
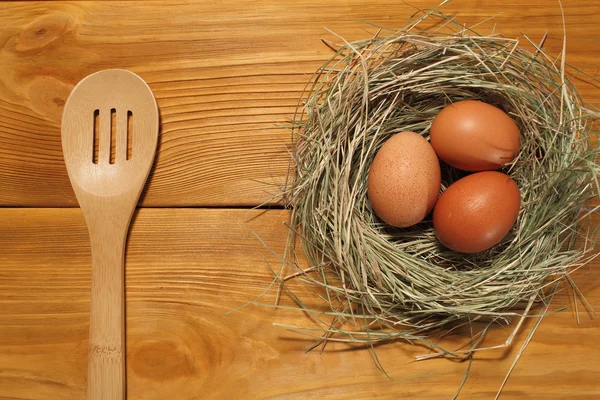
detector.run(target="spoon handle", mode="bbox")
[87,222,127,400]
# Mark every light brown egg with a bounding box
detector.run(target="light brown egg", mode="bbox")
[430,100,520,171]
[367,131,441,228]
[433,171,521,253]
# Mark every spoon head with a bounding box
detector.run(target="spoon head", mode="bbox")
[62,69,159,198]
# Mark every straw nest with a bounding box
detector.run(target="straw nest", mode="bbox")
[276,10,600,360]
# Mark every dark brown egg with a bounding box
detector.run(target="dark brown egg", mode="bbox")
[433,171,520,253]
[368,131,441,228]
[430,100,520,171]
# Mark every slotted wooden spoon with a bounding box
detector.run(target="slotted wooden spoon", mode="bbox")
[61,69,159,400]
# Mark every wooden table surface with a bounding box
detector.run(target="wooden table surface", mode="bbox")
[1,1,599,399]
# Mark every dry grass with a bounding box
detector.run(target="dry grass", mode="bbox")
[255,4,600,396]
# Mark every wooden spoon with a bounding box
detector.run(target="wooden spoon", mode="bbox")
[61,69,159,400]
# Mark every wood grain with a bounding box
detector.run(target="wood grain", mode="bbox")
[3,1,600,399]
[1,0,600,207]
[1,208,599,400]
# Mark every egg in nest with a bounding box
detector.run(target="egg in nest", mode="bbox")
[367,131,441,228]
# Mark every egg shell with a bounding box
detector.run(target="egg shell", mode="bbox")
[367,131,441,228]
[433,171,520,253]
[430,100,520,171]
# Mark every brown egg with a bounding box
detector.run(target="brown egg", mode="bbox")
[368,131,441,228]
[430,100,520,171]
[433,171,520,253]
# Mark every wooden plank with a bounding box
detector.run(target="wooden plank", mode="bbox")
[1,208,599,399]
[1,0,600,207]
